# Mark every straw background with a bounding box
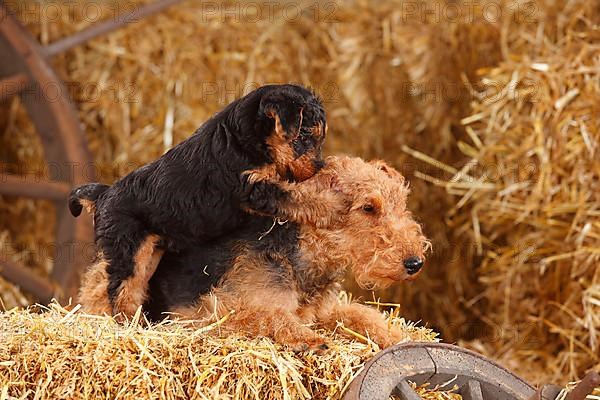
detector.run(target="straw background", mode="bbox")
[0,0,598,389]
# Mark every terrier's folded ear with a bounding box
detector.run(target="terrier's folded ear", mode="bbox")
[369,159,405,182]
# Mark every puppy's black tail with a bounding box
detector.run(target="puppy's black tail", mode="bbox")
[68,183,110,217]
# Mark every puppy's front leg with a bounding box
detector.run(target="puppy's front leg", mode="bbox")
[317,301,407,349]
[243,165,348,228]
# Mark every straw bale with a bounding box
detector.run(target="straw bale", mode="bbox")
[0,301,438,399]
[418,0,600,384]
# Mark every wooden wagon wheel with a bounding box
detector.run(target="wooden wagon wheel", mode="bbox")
[0,0,183,304]
[343,342,600,400]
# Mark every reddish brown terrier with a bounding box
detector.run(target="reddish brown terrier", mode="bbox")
[152,155,429,350]
[75,156,429,350]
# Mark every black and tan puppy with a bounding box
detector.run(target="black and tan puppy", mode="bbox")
[69,84,337,317]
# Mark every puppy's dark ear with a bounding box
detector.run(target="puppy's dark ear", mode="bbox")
[68,195,83,217]
[261,99,303,140]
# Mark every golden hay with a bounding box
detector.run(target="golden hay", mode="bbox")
[407,0,600,384]
[407,382,462,400]
[0,301,438,400]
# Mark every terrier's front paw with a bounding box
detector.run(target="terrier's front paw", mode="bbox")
[288,336,329,353]
[375,327,409,349]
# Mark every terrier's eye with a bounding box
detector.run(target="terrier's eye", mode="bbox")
[362,204,376,214]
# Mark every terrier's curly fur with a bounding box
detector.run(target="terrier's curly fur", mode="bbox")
[69,84,341,317]
[78,156,429,350]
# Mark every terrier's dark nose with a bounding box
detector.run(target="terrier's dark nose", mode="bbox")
[403,256,424,275]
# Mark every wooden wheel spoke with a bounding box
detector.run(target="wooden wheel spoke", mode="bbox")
[43,0,185,57]
[395,380,421,400]
[0,174,71,200]
[461,379,484,400]
[0,260,54,304]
